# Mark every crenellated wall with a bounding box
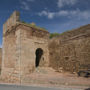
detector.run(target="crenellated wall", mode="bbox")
[3,11,20,35]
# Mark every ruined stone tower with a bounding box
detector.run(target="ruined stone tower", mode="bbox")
[2,11,49,82]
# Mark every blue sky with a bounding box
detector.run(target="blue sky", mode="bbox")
[0,0,90,47]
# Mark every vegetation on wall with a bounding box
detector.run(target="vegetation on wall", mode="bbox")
[49,29,76,39]
[21,21,47,31]
[50,33,60,38]
[49,30,73,39]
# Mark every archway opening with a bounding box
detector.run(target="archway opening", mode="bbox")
[35,48,43,67]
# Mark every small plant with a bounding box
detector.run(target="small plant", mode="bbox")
[21,21,47,31]
[50,33,60,38]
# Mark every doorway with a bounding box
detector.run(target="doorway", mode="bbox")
[35,48,43,67]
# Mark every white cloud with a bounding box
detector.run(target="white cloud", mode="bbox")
[69,9,90,20]
[20,1,30,10]
[38,10,69,19]
[48,13,55,19]
[57,0,77,8]
[20,0,35,11]
[78,11,90,19]
[58,10,69,16]
[38,9,90,20]
[38,11,48,16]
[38,10,55,19]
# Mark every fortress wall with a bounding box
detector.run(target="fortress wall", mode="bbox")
[3,11,20,35]
[2,11,50,83]
[17,24,49,39]
[2,11,20,83]
[2,30,17,75]
[3,32,16,68]
[16,25,49,77]
[49,24,90,73]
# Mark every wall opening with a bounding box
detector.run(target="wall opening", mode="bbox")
[35,48,43,67]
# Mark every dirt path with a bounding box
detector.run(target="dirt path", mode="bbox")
[0,67,90,89]
[22,67,90,88]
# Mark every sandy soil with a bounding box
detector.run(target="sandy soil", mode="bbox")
[0,67,90,89]
[22,67,90,89]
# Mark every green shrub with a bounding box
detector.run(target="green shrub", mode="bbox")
[21,21,47,31]
[50,33,60,38]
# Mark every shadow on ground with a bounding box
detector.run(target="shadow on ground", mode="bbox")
[85,88,90,90]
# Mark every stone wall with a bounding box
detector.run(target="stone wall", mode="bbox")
[3,11,20,35]
[16,24,49,77]
[1,28,21,83]
[17,23,49,39]
[2,11,49,83]
[49,24,90,73]
[1,11,20,83]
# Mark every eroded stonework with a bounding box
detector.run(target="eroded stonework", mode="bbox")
[1,11,90,84]
[2,11,49,83]
[49,24,90,73]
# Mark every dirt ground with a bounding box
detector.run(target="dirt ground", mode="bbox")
[21,67,90,89]
[0,67,90,89]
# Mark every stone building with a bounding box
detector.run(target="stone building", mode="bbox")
[1,11,90,83]
[1,11,49,82]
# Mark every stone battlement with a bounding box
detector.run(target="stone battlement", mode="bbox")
[3,11,49,38]
[3,11,20,35]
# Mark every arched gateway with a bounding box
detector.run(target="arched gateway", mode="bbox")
[35,48,43,67]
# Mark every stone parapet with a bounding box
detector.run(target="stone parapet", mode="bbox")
[3,11,20,35]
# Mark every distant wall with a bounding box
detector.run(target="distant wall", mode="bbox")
[49,24,90,73]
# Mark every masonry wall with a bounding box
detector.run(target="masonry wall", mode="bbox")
[49,24,90,73]
[16,24,49,78]
[2,11,49,83]
[2,11,21,83]
[2,29,21,83]
[3,11,20,35]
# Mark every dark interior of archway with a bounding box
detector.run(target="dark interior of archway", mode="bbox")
[36,48,43,67]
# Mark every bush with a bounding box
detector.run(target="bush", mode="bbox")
[50,33,60,38]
